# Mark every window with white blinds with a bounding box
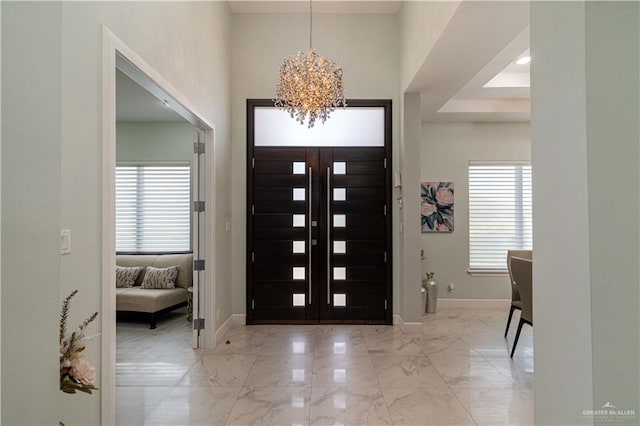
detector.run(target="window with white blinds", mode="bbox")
[468,162,532,272]
[116,164,191,253]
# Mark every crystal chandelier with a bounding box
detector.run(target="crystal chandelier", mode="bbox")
[274,0,346,128]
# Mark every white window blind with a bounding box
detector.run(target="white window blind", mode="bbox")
[116,164,191,253]
[468,162,532,272]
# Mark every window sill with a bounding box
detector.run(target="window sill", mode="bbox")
[467,269,509,277]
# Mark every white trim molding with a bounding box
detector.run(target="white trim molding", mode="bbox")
[231,314,247,327]
[101,27,117,426]
[214,314,247,345]
[214,314,234,345]
[437,298,510,309]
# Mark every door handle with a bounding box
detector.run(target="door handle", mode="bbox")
[327,166,331,305]
[308,166,312,305]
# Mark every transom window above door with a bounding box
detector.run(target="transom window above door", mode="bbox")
[254,106,385,147]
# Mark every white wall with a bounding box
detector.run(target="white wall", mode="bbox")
[399,1,460,91]
[230,13,400,316]
[396,0,460,322]
[531,2,594,424]
[116,122,196,163]
[420,122,530,299]
[3,2,232,424]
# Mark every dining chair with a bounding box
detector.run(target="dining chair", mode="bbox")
[510,256,532,358]
[505,249,533,337]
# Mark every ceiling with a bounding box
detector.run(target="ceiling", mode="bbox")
[116,1,530,123]
[116,70,186,122]
[407,1,530,122]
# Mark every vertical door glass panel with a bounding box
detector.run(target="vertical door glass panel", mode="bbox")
[293,214,305,227]
[333,241,346,254]
[293,267,305,280]
[333,215,346,227]
[334,267,346,280]
[293,293,305,306]
[293,188,306,201]
[293,241,306,253]
[333,162,346,175]
[333,294,346,307]
[255,107,385,147]
[292,162,306,174]
[333,188,346,201]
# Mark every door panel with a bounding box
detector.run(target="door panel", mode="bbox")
[250,147,317,322]
[319,148,388,322]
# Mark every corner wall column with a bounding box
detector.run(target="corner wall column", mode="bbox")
[399,92,423,324]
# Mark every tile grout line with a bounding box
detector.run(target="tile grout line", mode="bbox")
[426,344,480,425]
[365,327,397,425]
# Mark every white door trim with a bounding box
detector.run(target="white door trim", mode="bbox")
[101,25,216,426]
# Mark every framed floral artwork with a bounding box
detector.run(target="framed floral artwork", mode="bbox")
[421,182,454,232]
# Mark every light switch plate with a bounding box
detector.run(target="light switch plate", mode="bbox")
[60,229,71,255]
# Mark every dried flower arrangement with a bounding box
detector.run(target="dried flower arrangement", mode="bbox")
[59,290,99,394]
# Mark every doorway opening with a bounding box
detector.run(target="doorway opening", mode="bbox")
[246,99,392,324]
[102,27,216,425]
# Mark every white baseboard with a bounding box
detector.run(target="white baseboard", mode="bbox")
[393,314,423,334]
[219,304,505,343]
[392,314,401,325]
[214,314,247,346]
[231,314,246,326]
[437,298,510,309]
[214,314,234,346]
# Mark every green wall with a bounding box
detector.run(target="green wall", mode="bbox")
[532,1,640,424]
[585,2,639,423]
[116,121,195,164]
[421,122,531,300]
[2,3,62,424]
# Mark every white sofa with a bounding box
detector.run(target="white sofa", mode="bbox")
[116,253,192,329]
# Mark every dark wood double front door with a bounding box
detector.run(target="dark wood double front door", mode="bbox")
[247,146,392,324]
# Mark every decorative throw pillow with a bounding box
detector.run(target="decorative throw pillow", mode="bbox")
[116,266,143,288]
[141,266,179,289]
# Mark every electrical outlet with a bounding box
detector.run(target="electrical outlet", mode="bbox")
[448,282,455,292]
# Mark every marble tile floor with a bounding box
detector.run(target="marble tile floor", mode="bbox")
[116,307,534,425]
